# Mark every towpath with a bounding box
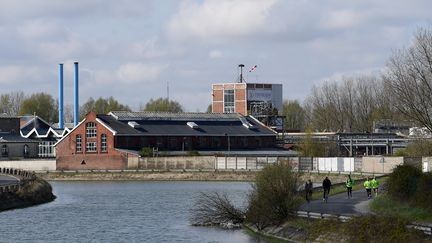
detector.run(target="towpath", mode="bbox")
[299,188,373,215]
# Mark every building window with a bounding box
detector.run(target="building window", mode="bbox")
[76,135,82,153]
[86,122,97,138]
[24,144,29,157]
[224,89,235,113]
[101,134,107,152]
[86,141,97,152]
[1,144,8,157]
[39,141,56,157]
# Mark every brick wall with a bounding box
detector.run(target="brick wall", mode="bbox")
[56,112,126,170]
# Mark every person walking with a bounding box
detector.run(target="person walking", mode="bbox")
[346,175,354,199]
[305,179,313,203]
[322,177,332,203]
[364,177,372,199]
[371,176,379,196]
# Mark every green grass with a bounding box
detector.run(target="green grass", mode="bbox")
[370,195,432,222]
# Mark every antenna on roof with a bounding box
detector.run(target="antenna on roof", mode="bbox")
[238,64,245,83]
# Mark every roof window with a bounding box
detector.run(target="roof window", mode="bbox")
[128,121,139,128]
[187,122,199,129]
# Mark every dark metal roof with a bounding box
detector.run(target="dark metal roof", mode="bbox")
[109,111,242,121]
[0,132,38,143]
[97,113,276,137]
[20,116,52,136]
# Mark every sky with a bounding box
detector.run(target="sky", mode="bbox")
[0,0,431,112]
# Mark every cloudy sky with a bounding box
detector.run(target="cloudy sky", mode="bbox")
[0,0,431,111]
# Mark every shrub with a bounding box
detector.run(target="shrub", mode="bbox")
[342,215,428,243]
[387,164,422,201]
[187,150,200,156]
[245,163,302,229]
[190,192,245,226]
[413,173,432,210]
[139,147,153,157]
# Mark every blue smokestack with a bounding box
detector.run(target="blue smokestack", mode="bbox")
[58,63,64,129]
[74,62,79,126]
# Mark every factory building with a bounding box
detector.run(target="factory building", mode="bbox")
[55,111,277,170]
[0,116,39,159]
[20,115,71,157]
[211,65,284,131]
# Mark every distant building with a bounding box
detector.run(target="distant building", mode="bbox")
[212,82,283,116]
[0,116,38,159]
[55,111,277,170]
[20,116,71,158]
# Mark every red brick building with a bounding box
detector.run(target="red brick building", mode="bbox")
[55,111,277,170]
[212,82,283,116]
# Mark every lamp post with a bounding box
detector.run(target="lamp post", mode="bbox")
[225,133,230,155]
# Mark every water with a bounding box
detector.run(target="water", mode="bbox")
[0,181,272,243]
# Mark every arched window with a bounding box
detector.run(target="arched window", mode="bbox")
[76,135,82,153]
[101,134,107,152]
[1,144,8,157]
[86,122,97,138]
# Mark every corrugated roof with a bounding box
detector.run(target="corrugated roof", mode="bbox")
[109,111,242,121]
[97,113,276,137]
[0,132,39,143]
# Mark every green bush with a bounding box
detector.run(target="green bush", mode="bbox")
[245,163,302,229]
[387,164,422,201]
[139,147,153,157]
[413,173,432,210]
[187,150,200,156]
[342,215,427,243]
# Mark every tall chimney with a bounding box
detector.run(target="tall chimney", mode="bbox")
[58,63,64,129]
[74,62,79,126]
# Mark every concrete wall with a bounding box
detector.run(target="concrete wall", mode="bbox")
[0,159,56,171]
[136,156,215,170]
[361,156,403,173]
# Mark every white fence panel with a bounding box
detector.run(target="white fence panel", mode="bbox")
[237,157,247,169]
[342,158,355,172]
[226,157,237,169]
[216,157,226,169]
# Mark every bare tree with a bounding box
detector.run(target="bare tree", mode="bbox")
[385,27,432,131]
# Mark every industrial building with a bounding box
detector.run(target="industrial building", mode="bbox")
[20,115,71,157]
[55,111,277,170]
[283,132,410,156]
[0,116,39,159]
[211,65,284,131]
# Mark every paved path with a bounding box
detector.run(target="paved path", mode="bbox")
[0,174,19,187]
[299,189,374,215]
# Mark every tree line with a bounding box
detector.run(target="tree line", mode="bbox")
[283,27,432,133]
[0,93,184,124]
[2,27,432,131]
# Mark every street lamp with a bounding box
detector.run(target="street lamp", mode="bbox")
[224,133,230,155]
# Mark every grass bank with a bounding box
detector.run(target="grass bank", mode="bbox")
[370,195,432,222]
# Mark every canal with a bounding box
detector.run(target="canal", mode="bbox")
[0,181,272,242]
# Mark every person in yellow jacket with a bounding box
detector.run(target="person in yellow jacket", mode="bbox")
[371,176,379,196]
[364,177,372,199]
[346,175,354,199]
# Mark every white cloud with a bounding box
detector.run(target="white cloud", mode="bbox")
[320,9,363,30]
[167,0,278,42]
[116,63,168,83]
[0,65,44,85]
[209,50,223,59]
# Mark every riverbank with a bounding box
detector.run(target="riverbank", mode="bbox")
[37,170,367,182]
[0,177,56,212]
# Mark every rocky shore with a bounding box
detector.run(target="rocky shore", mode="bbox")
[0,177,56,212]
